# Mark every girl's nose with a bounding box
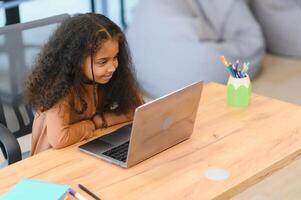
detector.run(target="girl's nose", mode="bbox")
[107,64,116,73]
[108,59,118,72]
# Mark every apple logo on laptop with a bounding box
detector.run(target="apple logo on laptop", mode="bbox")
[162,116,173,130]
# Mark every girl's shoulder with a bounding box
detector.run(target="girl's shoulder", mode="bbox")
[45,88,84,116]
[49,89,74,110]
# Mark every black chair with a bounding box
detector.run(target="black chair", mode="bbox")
[0,14,70,166]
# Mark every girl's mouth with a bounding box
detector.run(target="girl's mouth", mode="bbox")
[102,74,113,79]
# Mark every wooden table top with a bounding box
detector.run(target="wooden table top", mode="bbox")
[1,83,301,200]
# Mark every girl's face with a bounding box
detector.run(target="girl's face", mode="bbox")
[83,39,119,84]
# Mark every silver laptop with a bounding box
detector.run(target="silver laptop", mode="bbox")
[79,81,203,168]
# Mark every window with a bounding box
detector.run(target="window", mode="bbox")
[19,0,91,22]
[0,8,5,26]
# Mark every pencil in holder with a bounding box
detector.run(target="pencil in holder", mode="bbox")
[227,75,251,107]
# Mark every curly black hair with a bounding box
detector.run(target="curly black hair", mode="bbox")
[26,13,142,114]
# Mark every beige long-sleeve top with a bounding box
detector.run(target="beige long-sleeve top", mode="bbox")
[31,85,99,155]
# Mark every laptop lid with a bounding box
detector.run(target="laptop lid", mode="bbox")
[126,81,203,167]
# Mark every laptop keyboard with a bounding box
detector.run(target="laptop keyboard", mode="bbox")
[102,141,129,162]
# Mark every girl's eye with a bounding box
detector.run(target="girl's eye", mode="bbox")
[98,60,107,65]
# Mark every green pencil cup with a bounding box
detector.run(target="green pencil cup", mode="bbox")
[227,75,251,107]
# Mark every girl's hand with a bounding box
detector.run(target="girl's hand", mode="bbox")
[92,114,104,129]
[104,112,133,127]
[92,111,134,129]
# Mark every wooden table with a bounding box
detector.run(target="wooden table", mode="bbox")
[1,83,301,200]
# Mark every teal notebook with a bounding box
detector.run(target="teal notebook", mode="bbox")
[0,179,71,200]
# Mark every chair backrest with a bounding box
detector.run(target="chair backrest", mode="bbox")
[0,14,70,139]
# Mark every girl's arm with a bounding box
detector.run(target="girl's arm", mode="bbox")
[92,94,143,128]
[92,111,133,129]
[46,99,96,149]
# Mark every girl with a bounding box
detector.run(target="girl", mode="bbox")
[26,13,143,155]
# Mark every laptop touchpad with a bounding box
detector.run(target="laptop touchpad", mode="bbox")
[80,139,114,154]
[100,124,132,146]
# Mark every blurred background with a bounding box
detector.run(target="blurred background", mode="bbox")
[0,0,138,26]
[1,0,301,102]
[0,0,301,198]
